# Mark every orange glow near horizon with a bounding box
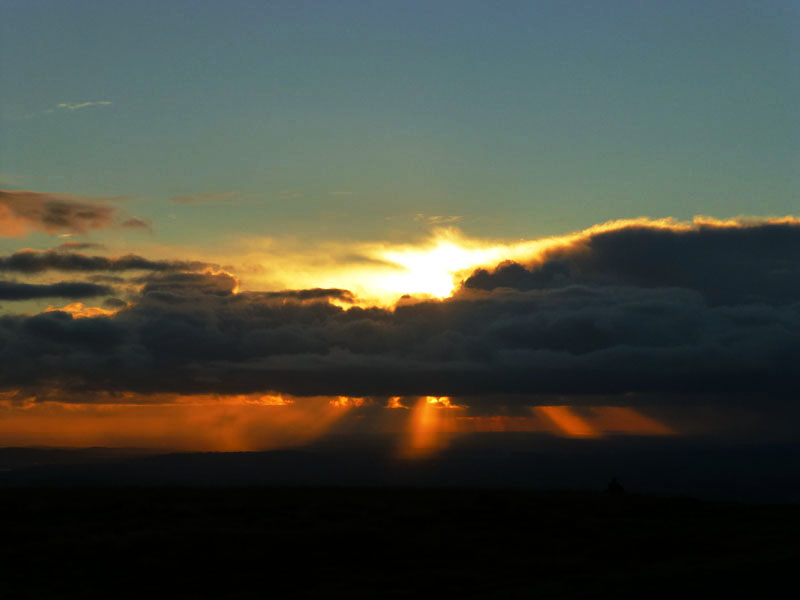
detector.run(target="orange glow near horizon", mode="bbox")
[0,393,352,451]
[534,406,600,438]
[589,406,674,435]
[0,389,674,452]
[400,396,462,458]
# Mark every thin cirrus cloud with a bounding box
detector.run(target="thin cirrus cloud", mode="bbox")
[7,101,113,121]
[120,217,153,232]
[1,217,799,418]
[55,101,112,111]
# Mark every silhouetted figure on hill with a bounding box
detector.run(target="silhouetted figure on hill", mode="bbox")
[607,477,625,495]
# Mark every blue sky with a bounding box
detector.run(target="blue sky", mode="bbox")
[2,0,798,246]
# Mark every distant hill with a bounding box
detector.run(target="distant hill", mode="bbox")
[2,436,800,502]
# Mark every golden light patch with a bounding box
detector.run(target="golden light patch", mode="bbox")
[386,396,405,409]
[44,302,123,318]
[329,396,369,408]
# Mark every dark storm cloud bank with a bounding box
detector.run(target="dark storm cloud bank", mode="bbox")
[465,221,800,306]
[0,280,112,300]
[0,250,212,274]
[1,221,800,403]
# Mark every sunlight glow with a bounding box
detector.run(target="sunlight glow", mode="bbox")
[401,396,461,458]
[533,406,600,438]
[375,229,554,300]
[44,302,124,318]
[111,216,800,308]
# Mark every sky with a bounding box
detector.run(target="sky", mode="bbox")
[1,1,799,455]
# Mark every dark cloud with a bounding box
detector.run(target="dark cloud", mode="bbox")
[0,190,117,237]
[140,272,238,298]
[464,222,800,306]
[258,288,355,303]
[0,250,211,274]
[0,280,112,300]
[1,221,799,408]
[103,297,128,309]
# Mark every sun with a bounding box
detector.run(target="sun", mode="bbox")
[379,240,482,298]
[233,226,558,306]
[372,228,534,300]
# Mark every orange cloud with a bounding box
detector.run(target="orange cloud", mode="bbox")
[0,190,118,237]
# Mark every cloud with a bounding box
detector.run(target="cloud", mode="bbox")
[0,190,121,237]
[0,219,799,417]
[258,288,355,303]
[0,280,112,301]
[414,213,462,225]
[140,271,239,297]
[0,250,212,274]
[1,189,160,238]
[56,101,112,111]
[463,219,800,306]
[120,217,153,232]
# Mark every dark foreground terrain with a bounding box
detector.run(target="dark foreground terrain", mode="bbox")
[1,485,798,599]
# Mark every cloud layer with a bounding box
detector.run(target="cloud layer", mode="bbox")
[0,281,112,301]
[464,220,800,306]
[1,219,799,409]
[0,250,211,274]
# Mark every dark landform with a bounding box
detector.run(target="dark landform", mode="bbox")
[2,484,798,599]
[2,439,799,598]
[3,436,800,502]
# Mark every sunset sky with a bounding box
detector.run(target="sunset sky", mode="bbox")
[1,1,799,453]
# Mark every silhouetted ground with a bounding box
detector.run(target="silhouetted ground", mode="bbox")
[4,438,800,502]
[1,486,797,599]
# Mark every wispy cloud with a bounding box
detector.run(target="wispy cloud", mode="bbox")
[120,217,153,233]
[54,101,112,111]
[5,101,113,121]
[414,213,462,225]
